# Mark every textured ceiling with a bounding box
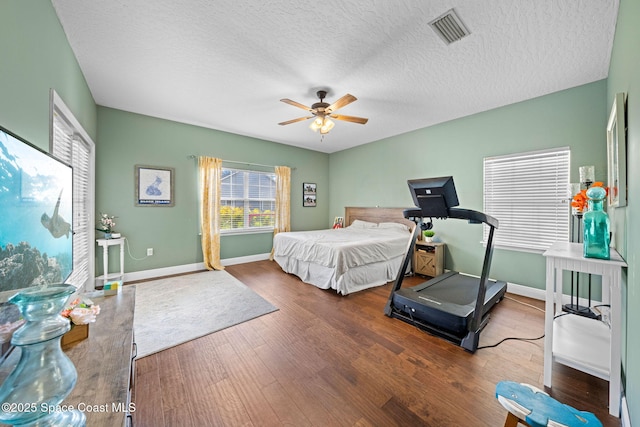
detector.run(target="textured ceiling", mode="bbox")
[51,0,619,154]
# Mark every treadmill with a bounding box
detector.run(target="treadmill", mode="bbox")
[384,176,507,353]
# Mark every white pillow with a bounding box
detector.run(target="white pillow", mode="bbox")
[377,222,410,232]
[348,219,378,229]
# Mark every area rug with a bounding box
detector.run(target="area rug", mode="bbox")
[133,270,277,358]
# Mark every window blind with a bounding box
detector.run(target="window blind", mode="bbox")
[483,148,570,252]
[51,91,95,290]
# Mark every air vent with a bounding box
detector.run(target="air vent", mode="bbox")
[429,9,470,44]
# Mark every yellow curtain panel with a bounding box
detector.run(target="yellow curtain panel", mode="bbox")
[198,156,224,270]
[270,166,291,260]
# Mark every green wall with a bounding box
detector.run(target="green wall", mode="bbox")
[607,0,640,422]
[96,107,329,272]
[329,81,607,290]
[0,0,97,148]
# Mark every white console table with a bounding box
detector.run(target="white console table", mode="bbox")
[543,241,626,417]
[96,237,125,287]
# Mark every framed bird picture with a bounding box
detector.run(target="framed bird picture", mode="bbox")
[135,165,175,207]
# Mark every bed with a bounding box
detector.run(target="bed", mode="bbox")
[272,207,415,295]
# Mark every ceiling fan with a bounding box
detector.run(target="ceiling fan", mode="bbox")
[278,90,369,135]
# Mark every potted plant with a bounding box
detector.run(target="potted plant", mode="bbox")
[423,230,435,242]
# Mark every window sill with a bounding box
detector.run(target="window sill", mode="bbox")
[220,228,274,237]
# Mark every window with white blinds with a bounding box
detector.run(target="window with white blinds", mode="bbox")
[220,168,276,233]
[50,91,95,291]
[483,148,570,252]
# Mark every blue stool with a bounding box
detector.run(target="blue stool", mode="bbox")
[495,381,603,427]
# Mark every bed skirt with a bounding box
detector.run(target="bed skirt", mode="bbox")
[274,254,406,295]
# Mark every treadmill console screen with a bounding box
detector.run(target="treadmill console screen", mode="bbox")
[408,176,460,218]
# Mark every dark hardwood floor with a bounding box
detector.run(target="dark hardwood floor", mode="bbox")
[132,260,620,426]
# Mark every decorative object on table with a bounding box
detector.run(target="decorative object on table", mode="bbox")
[135,164,175,206]
[423,230,435,242]
[568,180,608,316]
[0,303,24,358]
[571,181,606,214]
[61,323,89,347]
[0,284,86,426]
[103,280,122,295]
[578,165,595,188]
[607,92,627,208]
[569,183,582,217]
[583,185,610,260]
[60,297,101,346]
[97,212,117,238]
[332,216,344,229]
[303,182,317,207]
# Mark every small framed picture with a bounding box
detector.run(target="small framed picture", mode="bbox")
[303,182,317,207]
[135,165,175,207]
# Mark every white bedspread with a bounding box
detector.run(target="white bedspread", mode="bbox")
[273,227,411,294]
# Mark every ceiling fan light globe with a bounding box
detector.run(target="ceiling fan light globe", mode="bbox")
[320,118,335,134]
[309,120,321,132]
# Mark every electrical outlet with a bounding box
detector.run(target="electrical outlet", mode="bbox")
[147,248,153,256]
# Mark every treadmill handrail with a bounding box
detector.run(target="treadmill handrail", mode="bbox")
[403,207,499,229]
[448,208,499,229]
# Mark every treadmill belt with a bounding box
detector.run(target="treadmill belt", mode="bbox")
[413,272,484,306]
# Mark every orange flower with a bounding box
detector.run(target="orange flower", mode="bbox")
[571,182,608,213]
[571,190,588,212]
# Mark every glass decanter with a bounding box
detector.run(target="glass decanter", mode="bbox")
[582,186,610,260]
[0,284,86,426]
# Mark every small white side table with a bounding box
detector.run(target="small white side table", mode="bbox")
[96,237,125,287]
[542,241,626,417]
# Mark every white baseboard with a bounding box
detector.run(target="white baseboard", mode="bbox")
[621,394,631,427]
[121,253,271,283]
[124,263,601,310]
[506,282,545,300]
[506,281,603,310]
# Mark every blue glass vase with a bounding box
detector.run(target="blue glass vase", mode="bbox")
[0,284,86,426]
[583,186,610,260]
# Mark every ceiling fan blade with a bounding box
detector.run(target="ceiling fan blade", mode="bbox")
[278,116,313,126]
[330,114,368,124]
[280,98,312,111]
[326,94,357,112]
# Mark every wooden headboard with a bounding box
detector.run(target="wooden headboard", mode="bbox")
[344,207,415,231]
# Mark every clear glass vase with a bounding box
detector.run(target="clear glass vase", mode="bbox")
[0,284,86,426]
[583,186,610,260]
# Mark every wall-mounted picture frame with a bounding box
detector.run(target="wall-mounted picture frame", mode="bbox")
[135,165,175,207]
[303,182,317,207]
[607,92,627,208]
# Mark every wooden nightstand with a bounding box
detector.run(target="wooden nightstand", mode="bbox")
[413,241,445,278]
